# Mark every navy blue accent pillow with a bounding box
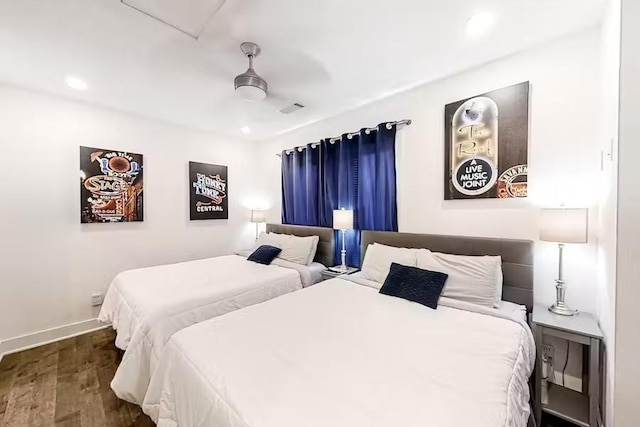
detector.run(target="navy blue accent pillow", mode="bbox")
[379,263,449,309]
[247,245,282,265]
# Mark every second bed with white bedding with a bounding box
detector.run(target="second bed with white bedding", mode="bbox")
[98,254,323,405]
[142,276,535,427]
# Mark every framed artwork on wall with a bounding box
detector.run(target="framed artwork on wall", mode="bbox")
[189,161,228,220]
[444,81,530,200]
[80,146,144,223]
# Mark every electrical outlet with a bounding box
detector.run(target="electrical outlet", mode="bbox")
[543,344,554,360]
[91,293,104,307]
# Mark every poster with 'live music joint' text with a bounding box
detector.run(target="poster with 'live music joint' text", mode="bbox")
[444,82,529,200]
[189,161,228,220]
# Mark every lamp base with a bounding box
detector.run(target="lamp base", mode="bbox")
[550,244,577,317]
[339,230,347,272]
[549,303,578,316]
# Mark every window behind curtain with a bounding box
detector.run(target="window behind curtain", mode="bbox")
[281,123,398,267]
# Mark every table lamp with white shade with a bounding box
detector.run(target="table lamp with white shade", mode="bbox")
[333,208,354,272]
[540,208,588,316]
[250,209,267,240]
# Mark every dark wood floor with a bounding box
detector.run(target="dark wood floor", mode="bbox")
[0,328,153,427]
[0,328,565,427]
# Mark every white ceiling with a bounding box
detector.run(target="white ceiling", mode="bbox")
[0,0,607,140]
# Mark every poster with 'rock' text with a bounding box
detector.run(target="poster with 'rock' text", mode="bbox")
[444,82,529,200]
[189,161,228,220]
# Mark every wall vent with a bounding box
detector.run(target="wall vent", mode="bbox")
[279,103,305,114]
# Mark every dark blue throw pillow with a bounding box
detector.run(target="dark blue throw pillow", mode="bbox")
[247,245,282,265]
[379,263,448,309]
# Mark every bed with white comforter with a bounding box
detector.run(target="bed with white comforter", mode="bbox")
[98,254,323,405]
[142,275,535,427]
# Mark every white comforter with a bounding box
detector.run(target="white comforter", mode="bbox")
[142,277,535,427]
[98,254,304,405]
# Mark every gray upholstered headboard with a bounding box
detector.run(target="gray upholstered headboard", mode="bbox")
[266,224,335,267]
[361,230,534,311]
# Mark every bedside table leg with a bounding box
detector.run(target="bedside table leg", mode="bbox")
[534,324,543,427]
[589,338,600,427]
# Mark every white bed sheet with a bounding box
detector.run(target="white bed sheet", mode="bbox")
[236,250,326,287]
[142,277,535,427]
[98,254,306,405]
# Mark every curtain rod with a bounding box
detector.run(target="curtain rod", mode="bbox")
[276,119,412,157]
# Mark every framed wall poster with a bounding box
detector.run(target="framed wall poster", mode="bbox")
[80,146,143,223]
[444,81,529,200]
[189,161,228,220]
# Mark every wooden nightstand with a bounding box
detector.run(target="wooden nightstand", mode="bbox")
[532,304,604,427]
[320,266,359,281]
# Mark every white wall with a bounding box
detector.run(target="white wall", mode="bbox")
[0,84,261,347]
[597,1,620,425]
[259,29,603,313]
[614,1,640,425]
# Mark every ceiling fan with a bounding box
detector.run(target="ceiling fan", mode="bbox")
[234,42,268,102]
[232,42,306,114]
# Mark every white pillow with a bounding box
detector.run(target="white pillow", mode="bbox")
[495,265,504,306]
[255,232,318,266]
[255,232,284,248]
[306,235,320,265]
[416,249,503,308]
[360,243,418,284]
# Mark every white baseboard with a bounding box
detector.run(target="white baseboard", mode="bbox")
[0,318,109,362]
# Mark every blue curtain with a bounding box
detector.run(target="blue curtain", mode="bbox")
[357,123,398,231]
[281,143,320,226]
[281,123,398,267]
[321,135,361,267]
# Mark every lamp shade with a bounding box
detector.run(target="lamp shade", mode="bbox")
[540,208,588,243]
[250,210,267,223]
[333,209,353,230]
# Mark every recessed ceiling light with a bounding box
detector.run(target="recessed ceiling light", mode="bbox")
[466,12,495,39]
[240,126,251,134]
[66,76,88,91]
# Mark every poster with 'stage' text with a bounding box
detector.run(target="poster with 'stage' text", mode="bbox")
[444,82,529,200]
[80,146,144,223]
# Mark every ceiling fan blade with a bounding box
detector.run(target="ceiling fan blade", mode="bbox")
[263,91,290,108]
